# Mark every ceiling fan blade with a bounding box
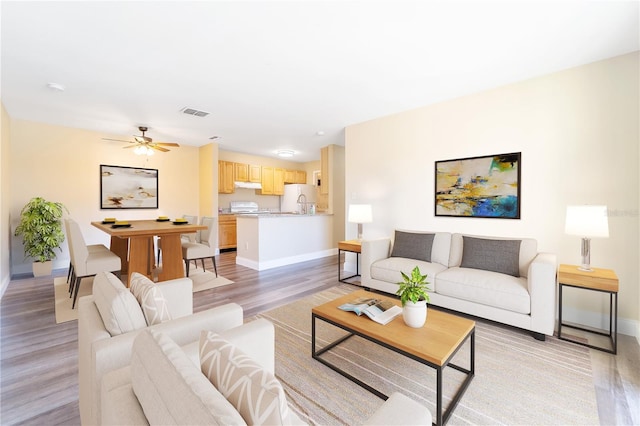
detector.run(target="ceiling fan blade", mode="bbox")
[102,137,133,143]
[154,142,180,147]
[122,145,138,149]
[134,135,152,143]
[151,146,170,152]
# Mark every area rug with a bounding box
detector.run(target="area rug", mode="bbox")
[54,269,233,323]
[254,285,599,425]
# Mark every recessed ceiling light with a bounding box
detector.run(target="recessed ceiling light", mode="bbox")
[47,82,65,92]
[316,130,325,136]
[277,149,294,158]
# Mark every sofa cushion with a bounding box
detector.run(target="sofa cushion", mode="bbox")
[130,272,172,326]
[200,330,291,426]
[460,236,521,277]
[390,231,435,262]
[371,257,445,292]
[92,272,147,336]
[436,267,530,314]
[131,329,246,426]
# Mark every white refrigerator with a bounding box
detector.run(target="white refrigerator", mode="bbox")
[280,184,317,213]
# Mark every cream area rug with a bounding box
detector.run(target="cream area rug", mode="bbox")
[54,268,233,324]
[254,285,600,426]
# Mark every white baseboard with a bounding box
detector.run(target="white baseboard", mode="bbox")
[236,248,337,271]
[561,305,639,342]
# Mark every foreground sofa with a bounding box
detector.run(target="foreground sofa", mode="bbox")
[361,231,557,339]
[78,271,245,425]
[101,320,433,425]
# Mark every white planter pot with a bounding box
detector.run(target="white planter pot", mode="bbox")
[402,300,427,328]
[32,261,53,277]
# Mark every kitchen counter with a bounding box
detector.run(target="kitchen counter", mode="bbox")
[235,213,335,270]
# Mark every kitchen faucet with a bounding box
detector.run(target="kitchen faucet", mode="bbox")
[296,193,307,214]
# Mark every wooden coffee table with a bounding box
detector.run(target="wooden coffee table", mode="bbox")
[312,289,475,426]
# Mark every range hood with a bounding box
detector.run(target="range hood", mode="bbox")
[234,181,262,189]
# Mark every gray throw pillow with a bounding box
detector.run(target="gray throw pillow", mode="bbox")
[390,231,435,262]
[460,236,521,277]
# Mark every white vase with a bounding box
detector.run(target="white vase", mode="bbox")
[32,260,53,277]
[402,300,427,328]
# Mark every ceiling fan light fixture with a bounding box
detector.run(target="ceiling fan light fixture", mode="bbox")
[277,149,294,158]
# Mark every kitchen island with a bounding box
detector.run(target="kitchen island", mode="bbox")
[235,213,335,270]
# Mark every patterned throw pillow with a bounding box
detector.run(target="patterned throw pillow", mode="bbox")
[129,272,172,326]
[200,330,291,426]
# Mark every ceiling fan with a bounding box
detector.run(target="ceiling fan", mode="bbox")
[102,126,180,154]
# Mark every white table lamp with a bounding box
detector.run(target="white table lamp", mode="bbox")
[348,204,373,240]
[565,205,609,272]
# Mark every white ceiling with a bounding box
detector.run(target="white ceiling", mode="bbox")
[2,1,638,162]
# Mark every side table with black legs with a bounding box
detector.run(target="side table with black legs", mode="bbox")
[338,240,361,283]
[557,263,619,354]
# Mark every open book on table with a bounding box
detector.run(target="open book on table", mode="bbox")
[338,297,402,325]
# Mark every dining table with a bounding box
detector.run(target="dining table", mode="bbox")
[92,219,207,285]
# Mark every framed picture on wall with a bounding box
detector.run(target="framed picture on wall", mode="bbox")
[100,164,159,209]
[435,152,521,219]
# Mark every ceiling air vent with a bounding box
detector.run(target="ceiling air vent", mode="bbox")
[180,107,210,117]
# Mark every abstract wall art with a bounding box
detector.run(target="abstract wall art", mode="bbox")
[435,152,521,219]
[100,164,158,209]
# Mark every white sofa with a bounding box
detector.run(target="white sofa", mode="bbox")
[101,320,433,426]
[361,231,557,340]
[78,271,245,425]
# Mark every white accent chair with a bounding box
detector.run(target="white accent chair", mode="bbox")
[66,219,121,309]
[181,216,218,277]
[78,271,244,426]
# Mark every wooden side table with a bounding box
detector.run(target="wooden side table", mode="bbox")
[338,240,361,283]
[557,264,619,354]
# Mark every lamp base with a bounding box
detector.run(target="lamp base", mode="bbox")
[577,266,594,272]
[579,237,593,272]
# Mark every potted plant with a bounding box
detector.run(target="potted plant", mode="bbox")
[396,266,431,328]
[14,197,68,276]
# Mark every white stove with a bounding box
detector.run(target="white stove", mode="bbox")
[229,201,269,214]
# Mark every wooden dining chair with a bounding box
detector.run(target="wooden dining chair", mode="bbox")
[66,219,122,309]
[181,216,218,277]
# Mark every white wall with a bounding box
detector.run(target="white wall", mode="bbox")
[345,52,639,339]
[8,120,201,276]
[1,103,12,296]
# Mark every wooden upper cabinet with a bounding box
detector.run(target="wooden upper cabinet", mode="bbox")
[258,166,275,195]
[218,160,235,194]
[234,163,249,182]
[248,164,262,182]
[274,168,285,195]
[284,169,307,184]
[320,146,329,194]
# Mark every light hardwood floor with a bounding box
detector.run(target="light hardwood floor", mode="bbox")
[1,251,638,425]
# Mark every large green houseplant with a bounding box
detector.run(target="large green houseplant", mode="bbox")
[396,266,431,328]
[14,197,68,276]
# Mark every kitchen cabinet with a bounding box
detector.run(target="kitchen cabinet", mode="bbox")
[320,146,329,195]
[218,214,237,249]
[248,164,262,182]
[284,169,307,184]
[234,163,249,182]
[218,161,235,194]
[257,167,285,195]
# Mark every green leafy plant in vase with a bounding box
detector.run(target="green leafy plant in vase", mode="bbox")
[14,197,68,276]
[396,266,431,328]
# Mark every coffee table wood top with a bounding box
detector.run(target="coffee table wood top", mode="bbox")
[312,289,475,366]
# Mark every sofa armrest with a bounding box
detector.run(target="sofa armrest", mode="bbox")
[528,252,557,336]
[363,392,432,425]
[217,318,275,374]
[88,303,244,425]
[361,238,391,282]
[156,277,194,318]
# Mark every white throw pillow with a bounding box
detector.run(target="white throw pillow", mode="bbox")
[129,272,172,325]
[200,330,291,426]
[92,271,146,336]
[132,329,246,426]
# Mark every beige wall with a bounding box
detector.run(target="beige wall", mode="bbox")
[1,103,11,295]
[8,119,201,275]
[346,52,640,339]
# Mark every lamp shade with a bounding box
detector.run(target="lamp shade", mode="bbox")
[348,204,373,224]
[565,205,609,238]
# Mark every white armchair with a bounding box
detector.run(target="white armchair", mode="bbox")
[78,271,243,425]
